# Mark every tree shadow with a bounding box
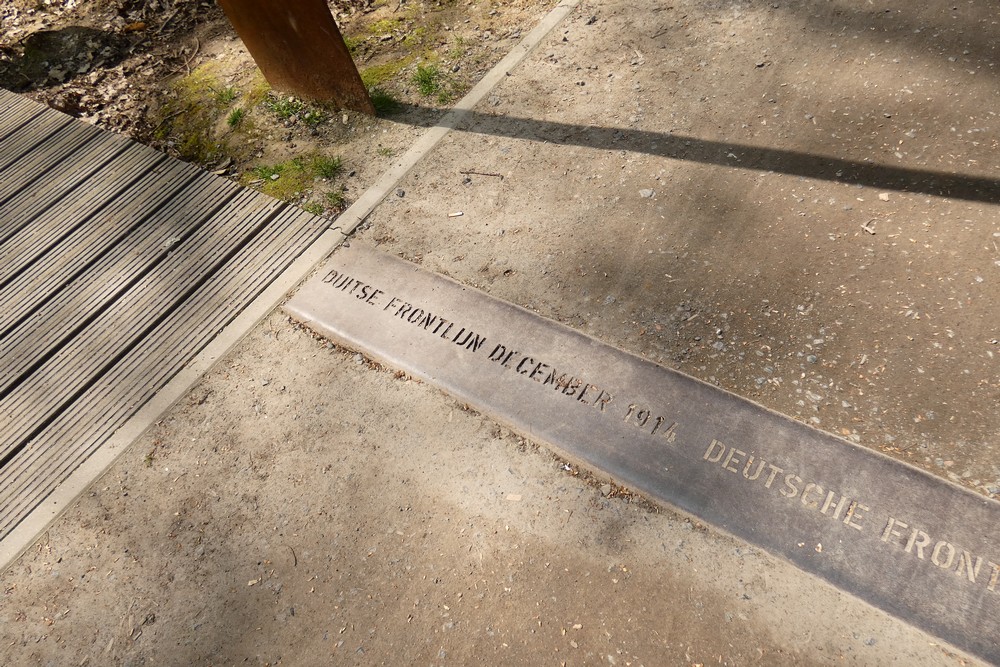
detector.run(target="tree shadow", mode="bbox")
[0,26,132,97]
[388,103,1000,204]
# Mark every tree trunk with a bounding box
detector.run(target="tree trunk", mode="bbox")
[217,0,374,114]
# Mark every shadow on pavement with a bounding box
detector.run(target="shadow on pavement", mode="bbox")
[391,103,1000,204]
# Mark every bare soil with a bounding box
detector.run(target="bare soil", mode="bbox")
[1,0,997,665]
[1,0,556,215]
[0,315,965,666]
[365,0,1000,499]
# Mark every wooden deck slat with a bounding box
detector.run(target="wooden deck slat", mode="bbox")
[0,142,163,285]
[0,107,44,141]
[0,113,78,176]
[0,158,196,335]
[0,91,47,141]
[0,131,134,248]
[0,172,235,393]
[0,93,39,122]
[0,89,43,117]
[0,209,325,532]
[0,190,277,461]
[0,90,330,550]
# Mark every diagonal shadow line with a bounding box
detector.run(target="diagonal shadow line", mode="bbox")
[394,103,1000,204]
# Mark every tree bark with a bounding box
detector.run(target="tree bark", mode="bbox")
[217,0,374,114]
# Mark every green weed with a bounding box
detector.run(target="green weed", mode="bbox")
[227,107,245,128]
[310,154,342,179]
[413,63,441,96]
[264,95,326,126]
[302,109,327,127]
[448,36,467,60]
[251,163,283,180]
[326,189,346,210]
[216,86,238,105]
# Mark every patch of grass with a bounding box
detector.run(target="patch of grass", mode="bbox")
[302,201,325,216]
[243,152,343,201]
[344,35,364,54]
[246,71,272,107]
[265,95,305,120]
[368,86,400,115]
[310,154,342,179]
[369,18,402,37]
[173,62,221,104]
[326,188,346,210]
[216,86,238,105]
[227,107,245,128]
[360,56,414,88]
[377,146,394,157]
[263,94,327,126]
[302,108,327,127]
[247,162,309,201]
[251,163,284,180]
[402,26,428,48]
[448,36,467,60]
[174,133,222,163]
[413,63,441,96]
[156,63,232,163]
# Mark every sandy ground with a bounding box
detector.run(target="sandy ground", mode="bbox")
[1,0,998,665]
[0,316,968,666]
[367,0,1000,495]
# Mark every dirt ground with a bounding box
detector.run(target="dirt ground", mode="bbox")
[0,0,559,216]
[1,0,998,665]
[365,0,1000,496]
[0,315,969,666]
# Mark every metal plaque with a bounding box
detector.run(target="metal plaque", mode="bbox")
[287,242,1000,664]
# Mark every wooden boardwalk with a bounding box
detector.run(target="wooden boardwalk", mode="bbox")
[0,89,328,542]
